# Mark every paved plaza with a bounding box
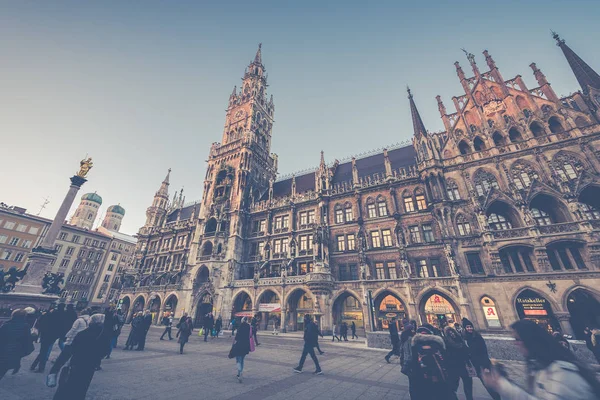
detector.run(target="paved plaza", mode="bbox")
[0,326,502,400]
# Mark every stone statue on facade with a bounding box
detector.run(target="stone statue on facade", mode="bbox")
[444,244,459,276]
[0,267,26,293]
[41,272,64,295]
[76,157,93,178]
[476,211,489,231]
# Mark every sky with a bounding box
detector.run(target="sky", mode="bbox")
[1,1,599,235]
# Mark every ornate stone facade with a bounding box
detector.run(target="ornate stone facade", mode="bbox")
[120,36,600,339]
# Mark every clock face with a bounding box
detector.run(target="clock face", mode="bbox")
[234,110,244,119]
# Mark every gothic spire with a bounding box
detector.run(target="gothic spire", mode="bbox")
[254,43,263,65]
[407,87,427,138]
[157,168,171,197]
[553,31,600,95]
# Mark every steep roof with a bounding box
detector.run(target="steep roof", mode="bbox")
[166,203,197,224]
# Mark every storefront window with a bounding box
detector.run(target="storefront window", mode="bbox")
[481,296,501,328]
[515,289,559,333]
[423,293,459,328]
[377,294,406,331]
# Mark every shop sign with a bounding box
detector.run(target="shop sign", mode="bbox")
[258,303,281,313]
[235,311,254,317]
[482,305,501,327]
[517,297,548,316]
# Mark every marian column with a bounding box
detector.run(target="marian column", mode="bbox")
[16,158,94,295]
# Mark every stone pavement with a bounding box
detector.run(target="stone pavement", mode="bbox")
[0,326,498,400]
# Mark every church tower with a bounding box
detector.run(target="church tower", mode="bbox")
[69,192,102,230]
[188,44,278,312]
[144,169,171,228]
[101,204,125,232]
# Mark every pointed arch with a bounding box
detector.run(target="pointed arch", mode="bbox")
[458,140,471,155]
[548,116,565,133]
[416,288,461,326]
[196,265,210,283]
[473,168,500,197]
[205,218,217,234]
[574,116,590,128]
[486,200,522,230]
[529,193,571,224]
[509,127,523,142]
[455,213,473,236]
[510,160,540,190]
[473,136,486,151]
[492,131,506,146]
[201,241,213,256]
[552,151,585,181]
[529,121,546,137]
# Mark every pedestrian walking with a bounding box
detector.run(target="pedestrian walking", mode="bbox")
[112,309,125,349]
[251,314,260,346]
[160,313,173,340]
[58,304,77,352]
[203,312,214,342]
[332,323,341,342]
[314,321,325,355]
[52,313,108,400]
[385,318,400,363]
[214,315,222,338]
[96,307,116,367]
[230,318,237,336]
[228,316,254,383]
[340,322,349,341]
[124,312,143,350]
[30,307,61,373]
[483,319,600,400]
[136,310,152,350]
[583,326,600,363]
[0,309,35,381]
[46,309,91,387]
[461,318,500,400]
[410,325,455,399]
[351,321,358,339]
[293,314,322,375]
[444,325,475,400]
[176,314,193,354]
[399,323,416,399]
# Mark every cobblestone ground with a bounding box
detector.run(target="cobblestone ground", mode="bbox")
[1,326,509,400]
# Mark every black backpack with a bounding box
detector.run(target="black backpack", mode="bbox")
[414,342,448,384]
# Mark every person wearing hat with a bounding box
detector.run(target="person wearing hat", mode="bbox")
[462,318,500,400]
[410,325,454,399]
[0,309,34,380]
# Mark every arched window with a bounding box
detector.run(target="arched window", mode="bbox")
[446,179,460,200]
[414,189,427,211]
[334,204,344,224]
[458,140,471,155]
[456,214,472,236]
[377,197,388,216]
[473,136,486,151]
[87,213,94,220]
[201,242,213,256]
[530,121,545,137]
[515,95,528,110]
[474,170,499,196]
[530,208,552,225]
[548,116,565,133]
[487,213,512,230]
[509,127,523,142]
[579,203,600,220]
[552,153,583,181]
[546,242,587,270]
[530,194,570,225]
[205,218,217,235]
[366,198,377,218]
[344,203,353,222]
[511,162,539,190]
[421,142,428,160]
[492,131,506,147]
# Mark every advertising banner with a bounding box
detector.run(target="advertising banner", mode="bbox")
[258,303,281,313]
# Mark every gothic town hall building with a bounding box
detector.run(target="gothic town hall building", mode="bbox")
[119,35,600,339]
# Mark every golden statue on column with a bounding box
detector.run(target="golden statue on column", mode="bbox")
[76,157,94,178]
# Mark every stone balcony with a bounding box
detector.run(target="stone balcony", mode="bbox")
[120,283,182,294]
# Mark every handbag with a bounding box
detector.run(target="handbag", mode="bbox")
[198,328,204,337]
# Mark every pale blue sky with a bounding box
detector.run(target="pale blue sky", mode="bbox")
[1,1,599,234]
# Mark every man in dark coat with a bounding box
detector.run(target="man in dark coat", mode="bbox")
[30,308,61,372]
[444,326,474,400]
[124,312,143,350]
[293,314,322,374]
[384,318,400,363]
[136,310,152,351]
[351,321,358,339]
[214,315,222,338]
[462,318,500,400]
[250,315,260,345]
[203,312,214,342]
[159,313,173,340]
[410,326,454,399]
[52,314,108,400]
[0,309,34,380]
[60,304,78,350]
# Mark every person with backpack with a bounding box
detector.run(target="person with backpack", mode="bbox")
[410,325,455,400]
[384,317,400,363]
[293,314,323,375]
[483,319,600,400]
[160,313,173,340]
[444,325,475,400]
[461,318,500,400]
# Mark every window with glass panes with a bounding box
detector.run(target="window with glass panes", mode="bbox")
[487,213,512,230]
[546,243,586,271]
[344,206,353,221]
[307,210,316,224]
[371,231,381,248]
[387,262,397,279]
[457,216,472,236]
[282,238,288,254]
[446,181,460,200]
[418,259,429,277]
[416,194,427,210]
[404,196,415,212]
[531,208,552,225]
[375,262,386,279]
[409,226,421,243]
[377,200,388,216]
[500,247,535,273]
[274,239,282,254]
[336,235,346,252]
[367,203,377,218]
[430,258,440,277]
[422,224,434,242]
[466,253,485,274]
[347,234,356,251]
[379,229,391,247]
[335,208,344,224]
[299,211,308,226]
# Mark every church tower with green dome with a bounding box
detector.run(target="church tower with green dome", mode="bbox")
[69,192,103,230]
[102,204,126,232]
